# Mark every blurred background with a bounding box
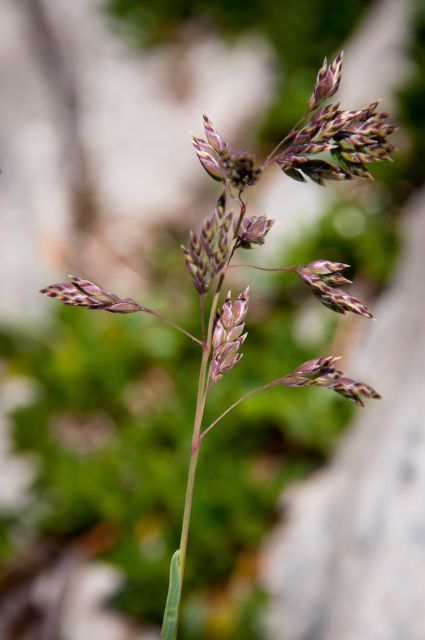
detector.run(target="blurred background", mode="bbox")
[0,0,424,638]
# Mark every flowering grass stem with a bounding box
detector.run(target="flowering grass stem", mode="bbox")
[172,195,248,637]
[40,53,393,638]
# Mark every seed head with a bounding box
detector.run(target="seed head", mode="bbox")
[275,52,396,185]
[209,288,249,384]
[281,357,381,406]
[296,262,373,319]
[40,276,143,314]
[182,193,232,294]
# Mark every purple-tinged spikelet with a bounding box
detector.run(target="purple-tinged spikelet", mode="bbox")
[308,51,344,111]
[301,260,350,275]
[325,377,381,407]
[235,215,275,249]
[192,134,225,182]
[293,356,341,377]
[40,276,143,314]
[209,288,249,384]
[203,114,228,154]
[274,52,396,185]
[182,193,232,294]
[192,115,261,191]
[296,261,373,319]
[281,357,381,406]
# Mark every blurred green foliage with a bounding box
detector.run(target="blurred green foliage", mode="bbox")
[0,201,398,639]
[106,0,371,147]
[397,0,425,190]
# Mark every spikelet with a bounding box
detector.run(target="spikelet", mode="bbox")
[181,193,232,294]
[209,288,249,384]
[281,356,381,407]
[296,261,373,319]
[40,276,143,314]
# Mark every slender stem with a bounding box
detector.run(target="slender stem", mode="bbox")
[200,378,282,442]
[177,346,209,582]
[172,194,248,638]
[205,197,248,357]
[199,294,206,344]
[263,105,320,168]
[229,264,297,273]
[263,116,306,167]
[144,308,203,346]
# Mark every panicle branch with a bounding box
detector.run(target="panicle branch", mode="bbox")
[40,276,143,314]
[230,259,373,319]
[261,52,396,184]
[281,356,381,407]
[200,355,380,443]
[274,96,396,184]
[40,276,202,345]
[295,260,373,318]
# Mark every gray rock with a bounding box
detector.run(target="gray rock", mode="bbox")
[261,187,425,640]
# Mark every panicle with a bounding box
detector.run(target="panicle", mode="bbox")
[192,115,261,192]
[39,276,143,314]
[181,192,232,294]
[281,357,381,406]
[296,261,373,319]
[274,52,396,185]
[209,288,249,384]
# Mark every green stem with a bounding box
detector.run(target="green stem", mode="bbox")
[177,345,209,584]
[144,308,203,346]
[199,294,206,343]
[229,264,297,273]
[170,195,248,638]
[200,378,282,442]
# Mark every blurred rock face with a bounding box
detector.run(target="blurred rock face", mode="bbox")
[261,186,425,640]
[0,0,273,322]
[0,0,411,323]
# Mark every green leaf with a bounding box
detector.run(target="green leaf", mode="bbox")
[161,550,181,640]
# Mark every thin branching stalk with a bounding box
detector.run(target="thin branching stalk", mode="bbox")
[173,194,248,635]
[144,308,203,346]
[229,263,297,272]
[177,346,209,583]
[200,378,282,443]
[199,294,206,343]
[39,51,394,639]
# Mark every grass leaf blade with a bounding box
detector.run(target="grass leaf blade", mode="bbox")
[161,550,181,640]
